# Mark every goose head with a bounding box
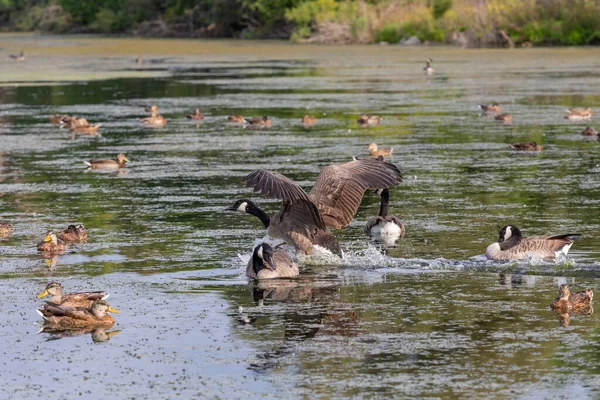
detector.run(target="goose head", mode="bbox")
[497,225,523,250]
[252,243,277,274]
[227,199,256,213]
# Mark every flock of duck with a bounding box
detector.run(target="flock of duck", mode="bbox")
[1,54,595,333]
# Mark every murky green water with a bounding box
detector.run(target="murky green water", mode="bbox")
[1,34,600,398]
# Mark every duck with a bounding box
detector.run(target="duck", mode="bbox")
[508,142,543,151]
[245,116,272,129]
[495,113,512,123]
[246,243,299,279]
[37,300,120,330]
[61,116,89,128]
[551,284,593,311]
[37,282,109,308]
[357,114,382,126]
[478,103,502,114]
[84,153,129,170]
[136,56,143,65]
[227,115,246,123]
[58,224,88,243]
[9,50,25,61]
[423,58,434,76]
[581,126,598,136]
[367,143,393,157]
[228,157,402,257]
[37,231,67,254]
[186,108,204,120]
[302,115,317,126]
[0,222,12,237]
[485,225,581,261]
[364,188,405,238]
[50,114,66,124]
[141,105,167,127]
[564,108,593,120]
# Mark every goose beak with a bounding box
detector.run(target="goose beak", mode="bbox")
[107,306,120,314]
[264,252,276,271]
[36,289,49,299]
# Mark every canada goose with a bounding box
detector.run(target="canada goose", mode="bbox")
[424,58,434,76]
[479,103,501,113]
[508,142,542,151]
[37,231,67,254]
[84,153,129,170]
[495,113,512,123]
[0,222,12,237]
[564,108,592,120]
[186,108,204,120]
[9,51,25,61]
[582,126,597,136]
[302,115,317,125]
[37,282,109,308]
[364,188,405,238]
[246,243,299,279]
[551,284,593,311]
[58,224,88,243]
[357,114,382,126]
[228,115,245,123]
[230,158,402,257]
[485,225,581,261]
[367,143,393,157]
[245,116,272,129]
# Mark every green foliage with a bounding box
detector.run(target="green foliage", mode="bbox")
[374,24,403,43]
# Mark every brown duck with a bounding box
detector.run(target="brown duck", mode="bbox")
[245,116,272,129]
[508,142,542,151]
[495,113,512,123]
[58,224,88,243]
[85,153,129,170]
[228,115,246,123]
[358,114,382,126]
[367,143,393,157]
[37,282,109,308]
[302,115,317,125]
[564,108,593,120]
[0,222,12,237]
[37,299,120,329]
[479,103,501,113]
[582,127,598,136]
[186,108,204,120]
[551,284,593,311]
[37,231,67,254]
[486,225,580,261]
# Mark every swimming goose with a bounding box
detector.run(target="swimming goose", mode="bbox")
[581,126,597,136]
[423,58,434,76]
[357,114,382,126]
[508,142,542,151]
[495,113,512,123]
[230,158,402,257]
[564,108,592,120]
[364,188,405,238]
[246,243,299,279]
[479,103,501,113]
[486,225,581,261]
[367,143,393,157]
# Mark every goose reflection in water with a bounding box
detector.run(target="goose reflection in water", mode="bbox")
[241,278,360,372]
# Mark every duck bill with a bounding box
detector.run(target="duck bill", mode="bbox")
[44,235,52,242]
[107,306,121,314]
[36,289,49,299]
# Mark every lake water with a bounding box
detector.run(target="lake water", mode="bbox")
[1,34,600,398]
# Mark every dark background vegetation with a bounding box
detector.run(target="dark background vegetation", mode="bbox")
[1,0,600,46]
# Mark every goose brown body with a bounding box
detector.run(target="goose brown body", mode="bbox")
[486,225,580,261]
[364,189,405,238]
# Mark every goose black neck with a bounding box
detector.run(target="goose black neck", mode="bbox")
[499,231,522,251]
[378,189,390,218]
[248,204,271,228]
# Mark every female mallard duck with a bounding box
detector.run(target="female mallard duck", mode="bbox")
[0,222,12,237]
[141,105,167,127]
[61,116,89,128]
[50,114,65,124]
[37,282,109,308]
[9,51,25,61]
[508,142,542,151]
[479,103,501,114]
[364,188,405,238]
[247,243,299,279]
[486,225,581,261]
[228,115,246,123]
[582,126,597,136]
[367,143,393,157]
[423,58,434,76]
[37,231,67,254]
[358,114,382,126]
[37,299,120,329]
[58,224,88,243]
[564,108,592,120]
[551,284,593,311]
[186,108,204,120]
[84,153,129,170]
[245,116,272,129]
[302,115,317,125]
[495,113,512,123]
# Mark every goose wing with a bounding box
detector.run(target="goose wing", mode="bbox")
[309,158,402,229]
[243,169,326,232]
[517,234,581,256]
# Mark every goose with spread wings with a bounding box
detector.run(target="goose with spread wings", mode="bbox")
[229,158,402,257]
